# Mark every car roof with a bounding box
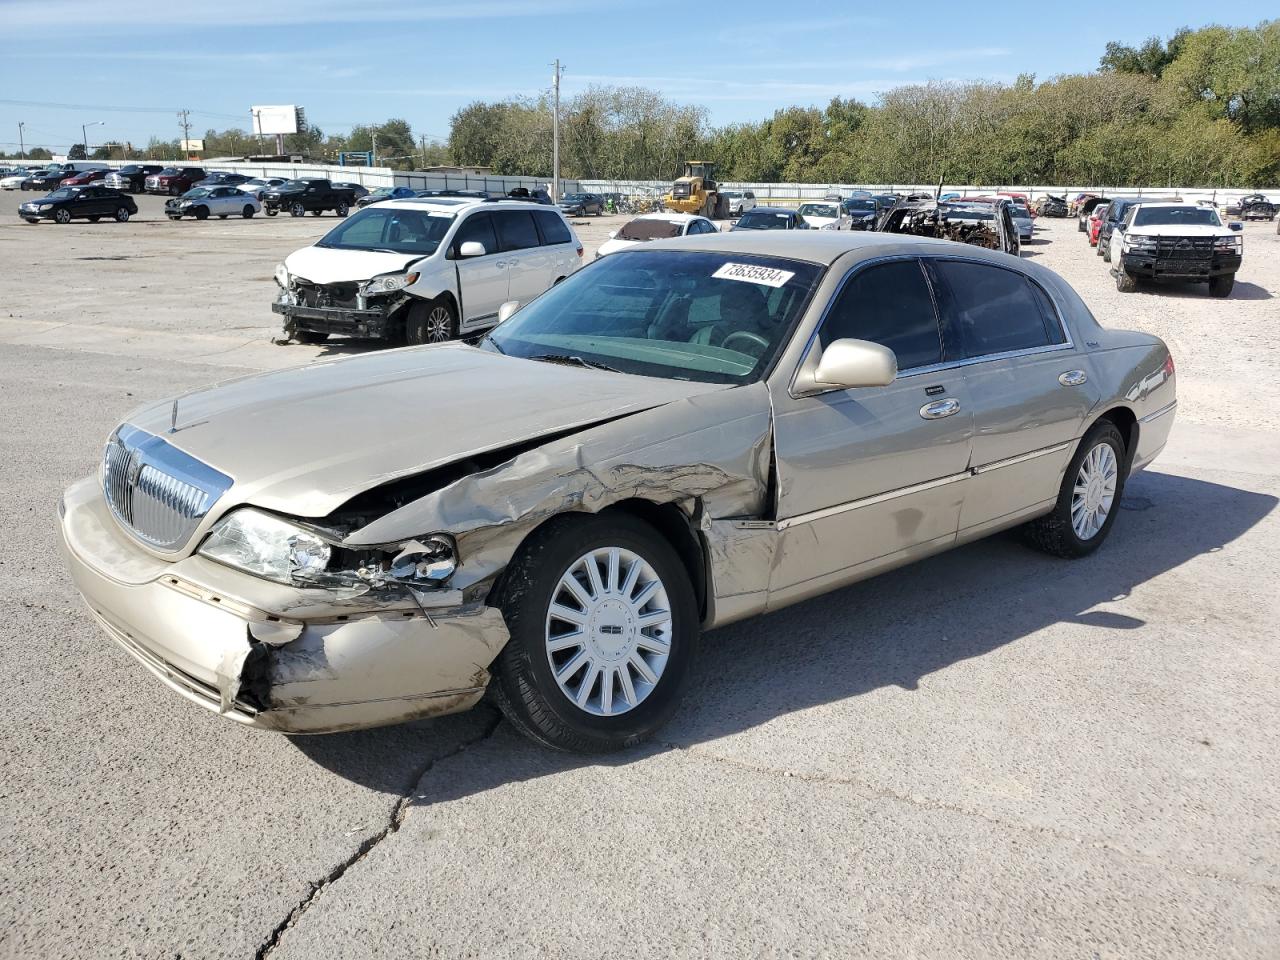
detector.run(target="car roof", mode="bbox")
[652,229,974,266]
[381,198,552,214]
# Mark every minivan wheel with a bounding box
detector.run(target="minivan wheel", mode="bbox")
[1024,421,1127,559]
[490,512,699,752]
[405,298,457,344]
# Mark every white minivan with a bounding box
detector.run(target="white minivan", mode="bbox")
[273,198,583,345]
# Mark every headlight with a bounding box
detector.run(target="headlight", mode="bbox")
[198,507,458,589]
[361,271,420,295]
[199,508,332,584]
[274,263,289,288]
[1126,235,1156,251]
[1213,235,1242,251]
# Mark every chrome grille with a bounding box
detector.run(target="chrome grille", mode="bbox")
[102,424,232,552]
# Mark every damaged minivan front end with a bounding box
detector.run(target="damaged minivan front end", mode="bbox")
[272,261,418,341]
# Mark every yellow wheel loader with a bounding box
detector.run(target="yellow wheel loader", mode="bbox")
[665,161,729,219]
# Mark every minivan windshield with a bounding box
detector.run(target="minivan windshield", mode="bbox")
[1133,206,1221,227]
[485,250,822,385]
[315,207,456,255]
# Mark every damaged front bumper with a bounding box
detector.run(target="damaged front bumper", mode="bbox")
[272,289,408,340]
[56,476,510,734]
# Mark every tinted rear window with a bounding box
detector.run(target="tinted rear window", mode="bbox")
[534,210,573,245]
[821,260,942,371]
[932,261,1057,358]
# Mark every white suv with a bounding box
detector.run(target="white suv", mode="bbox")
[1111,201,1243,298]
[273,198,583,344]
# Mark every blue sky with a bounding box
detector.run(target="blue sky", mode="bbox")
[1,0,1274,155]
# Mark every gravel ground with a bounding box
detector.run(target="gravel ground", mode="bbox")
[1,196,1278,959]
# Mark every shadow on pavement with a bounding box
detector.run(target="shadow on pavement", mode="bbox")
[293,470,1276,795]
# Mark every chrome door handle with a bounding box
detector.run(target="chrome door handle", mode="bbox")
[1059,370,1088,386]
[920,398,961,420]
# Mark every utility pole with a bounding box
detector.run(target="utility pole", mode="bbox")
[420,134,427,170]
[17,122,24,160]
[371,130,378,167]
[551,58,563,202]
[177,109,191,156]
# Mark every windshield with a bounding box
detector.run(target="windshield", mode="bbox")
[736,211,793,230]
[279,179,310,191]
[46,188,78,200]
[721,191,741,198]
[941,203,994,221]
[843,199,877,212]
[119,165,141,174]
[486,250,822,385]
[561,194,588,202]
[798,203,838,218]
[1133,206,1222,227]
[182,188,211,199]
[370,187,395,197]
[315,207,456,255]
[159,168,181,176]
[617,218,683,241]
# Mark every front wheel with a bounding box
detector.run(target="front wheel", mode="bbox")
[1115,267,1137,293]
[1208,274,1235,298]
[405,298,457,344]
[336,201,349,217]
[290,202,305,218]
[242,205,255,218]
[1024,421,1127,559]
[490,512,700,752]
[114,206,130,222]
[54,208,71,224]
[194,206,209,221]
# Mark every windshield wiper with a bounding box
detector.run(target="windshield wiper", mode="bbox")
[529,353,621,373]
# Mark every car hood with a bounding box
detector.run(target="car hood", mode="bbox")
[1127,224,1230,237]
[284,245,425,283]
[126,343,729,518]
[596,238,640,256]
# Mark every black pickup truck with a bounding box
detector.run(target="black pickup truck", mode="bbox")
[262,179,357,218]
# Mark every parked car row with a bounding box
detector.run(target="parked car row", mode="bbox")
[1079,195,1245,297]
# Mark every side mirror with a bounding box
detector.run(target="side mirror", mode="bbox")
[458,240,486,258]
[812,338,897,390]
[497,300,520,323]
[1229,222,1243,232]
[608,230,617,239]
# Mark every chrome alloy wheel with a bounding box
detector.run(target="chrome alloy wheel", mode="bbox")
[1072,442,1119,540]
[423,305,453,342]
[545,547,673,717]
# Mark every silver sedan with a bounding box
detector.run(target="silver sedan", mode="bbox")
[58,232,1175,750]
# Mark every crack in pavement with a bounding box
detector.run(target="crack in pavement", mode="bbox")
[661,740,1280,896]
[255,711,505,959]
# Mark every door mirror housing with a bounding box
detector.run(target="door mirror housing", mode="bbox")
[458,240,487,258]
[1228,221,1243,232]
[608,230,617,239]
[497,300,520,323]
[796,338,898,395]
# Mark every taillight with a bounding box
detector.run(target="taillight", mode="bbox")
[576,243,583,258]
[1163,354,1175,377]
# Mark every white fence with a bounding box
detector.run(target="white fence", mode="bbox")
[577,179,1275,207]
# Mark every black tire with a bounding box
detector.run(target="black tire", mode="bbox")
[114,206,130,222]
[1096,239,1105,257]
[54,208,71,224]
[1208,274,1235,298]
[194,206,209,221]
[242,205,255,218]
[490,512,700,752]
[292,330,329,344]
[1115,267,1137,293]
[169,185,179,196]
[290,202,305,218]
[336,201,349,217]
[405,297,458,344]
[1024,421,1128,559]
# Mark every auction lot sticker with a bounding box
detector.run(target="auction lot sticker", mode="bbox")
[712,262,796,288]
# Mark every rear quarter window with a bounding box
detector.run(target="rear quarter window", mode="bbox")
[534,210,573,246]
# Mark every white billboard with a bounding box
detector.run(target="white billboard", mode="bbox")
[180,138,205,152]
[251,105,301,136]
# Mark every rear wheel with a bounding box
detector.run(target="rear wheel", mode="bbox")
[405,298,457,344]
[1024,421,1127,559]
[1208,274,1235,298]
[490,512,699,752]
